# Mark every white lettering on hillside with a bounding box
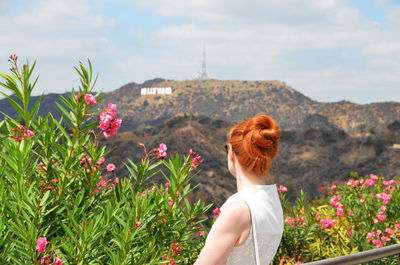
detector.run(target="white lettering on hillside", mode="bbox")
[141,87,172,95]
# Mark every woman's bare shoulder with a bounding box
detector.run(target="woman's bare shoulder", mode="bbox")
[220,200,251,227]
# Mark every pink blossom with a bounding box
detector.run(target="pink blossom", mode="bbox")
[94,189,99,195]
[191,154,202,170]
[370,174,378,180]
[381,206,387,211]
[213,207,221,220]
[375,192,392,204]
[84,94,96,106]
[169,199,174,209]
[199,231,205,236]
[114,178,119,184]
[346,179,354,186]
[75,92,82,102]
[360,199,365,204]
[336,207,344,217]
[367,231,375,242]
[189,149,194,155]
[384,180,394,186]
[376,212,386,222]
[320,218,338,229]
[363,178,375,187]
[40,256,50,265]
[278,185,288,192]
[136,221,141,227]
[158,143,167,159]
[99,103,122,138]
[347,210,353,215]
[36,237,48,253]
[107,163,116,172]
[97,157,105,165]
[55,257,63,265]
[373,218,379,224]
[381,236,390,242]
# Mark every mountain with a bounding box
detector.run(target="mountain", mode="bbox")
[96,79,400,135]
[103,114,400,205]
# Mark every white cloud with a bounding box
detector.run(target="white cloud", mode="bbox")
[0,0,399,103]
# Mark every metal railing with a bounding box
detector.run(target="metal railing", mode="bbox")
[304,243,400,265]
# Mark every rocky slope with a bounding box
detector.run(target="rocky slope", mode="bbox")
[103,114,400,205]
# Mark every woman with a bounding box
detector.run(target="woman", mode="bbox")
[194,114,283,265]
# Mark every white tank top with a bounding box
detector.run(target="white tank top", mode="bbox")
[220,185,284,265]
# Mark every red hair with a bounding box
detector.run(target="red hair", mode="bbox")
[228,114,280,176]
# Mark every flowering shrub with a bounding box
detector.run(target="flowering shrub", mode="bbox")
[0,57,211,264]
[274,174,400,265]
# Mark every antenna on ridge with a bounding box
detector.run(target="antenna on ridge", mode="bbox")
[201,42,207,81]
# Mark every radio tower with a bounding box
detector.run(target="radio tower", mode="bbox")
[201,43,207,81]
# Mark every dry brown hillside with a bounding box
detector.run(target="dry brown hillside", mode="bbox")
[97,79,400,135]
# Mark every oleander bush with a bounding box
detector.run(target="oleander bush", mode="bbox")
[0,56,211,264]
[274,173,400,265]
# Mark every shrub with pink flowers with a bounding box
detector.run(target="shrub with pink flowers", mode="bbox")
[274,173,400,265]
[0,57,211,264]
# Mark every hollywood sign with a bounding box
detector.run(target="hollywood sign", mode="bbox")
[141,87,172,95]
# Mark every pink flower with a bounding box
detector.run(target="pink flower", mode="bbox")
[278,185,288,192]
[375,192,392,204]
[336,207,344,217]
[94,189,99,195]
[347,210,353,215]
[360,199,365,204]
[84,94,96,106]
[158,143,167,159]
[55,257,63,265]
[320,218,338,229]
[373,218,379,224]
[114,178,119,184]
[40,256,50,265]
[199,231,205,236]
[107,163,116,172]
[381,206,387,211]
[99,103,122,138]
[169,199,174,209]
[97,157,105,165]
[136,221,141,227]
[75,92,82,102]
[213,207,221,220]
[36,237,48,253]
[191,154,202,170]
[362,178,375,187]
[370,174,378,180]
[376,212,386,222]
[189,149,194,155]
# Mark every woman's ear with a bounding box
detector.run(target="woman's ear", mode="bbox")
[228,144,235,162]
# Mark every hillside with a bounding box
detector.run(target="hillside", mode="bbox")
[1,79,400,135]
[96,79,400,135]
[102,114,400,205]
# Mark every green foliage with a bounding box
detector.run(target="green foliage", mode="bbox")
[275,175,400,264]
[0,58,211,264]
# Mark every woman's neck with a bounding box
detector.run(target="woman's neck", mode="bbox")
[235,163,266,192]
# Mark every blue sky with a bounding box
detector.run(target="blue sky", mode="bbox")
[0,0,399,104]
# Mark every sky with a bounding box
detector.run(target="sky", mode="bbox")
[0,0,399,104]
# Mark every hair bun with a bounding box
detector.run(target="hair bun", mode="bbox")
[228,114,280,176]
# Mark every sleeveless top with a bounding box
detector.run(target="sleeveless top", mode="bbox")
[220,185,284,265]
